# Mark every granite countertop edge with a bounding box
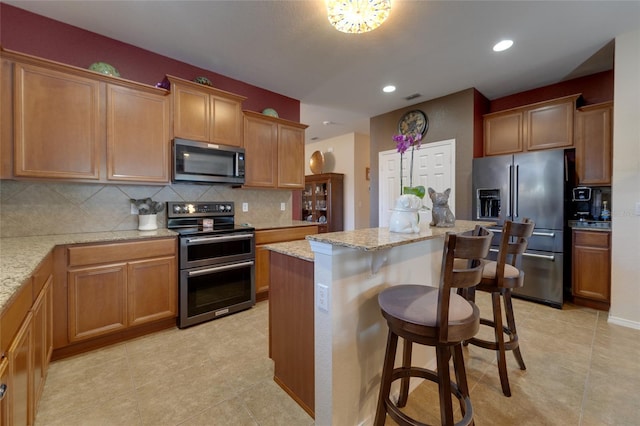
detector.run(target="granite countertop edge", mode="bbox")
[263,220,495,262]
[306,220,495,252]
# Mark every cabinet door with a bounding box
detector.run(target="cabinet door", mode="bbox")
[127,256,177,327]
[572,231,611,304]
[106,84,170,183]
[255,245,271,299]
[0,358,8,426]
[243,115,278,187]
[484,111,523,156]
[68,264,127,342]
[526,100,574,151]
[277,124,305,189]
[173,83,210,142]
[575,103,612,185]
[210,95,243,147]
[7,312,33,426]
[31,275,52,413]
[14,63,101,179]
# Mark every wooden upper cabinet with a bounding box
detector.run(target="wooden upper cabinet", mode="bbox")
[106,84,170,183]
[243,113,278,187]
[277,123,306,188]
[167,75,245,147]
[575,102,613,185]
[484,110,523,156]
[243,110,307,189]
[14,62,101,179]
[484,94,580,156]
[526,97,576,151]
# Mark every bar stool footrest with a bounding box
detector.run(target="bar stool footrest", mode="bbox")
[384,366,474,426]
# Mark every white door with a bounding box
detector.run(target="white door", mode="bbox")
[379,139,456,227]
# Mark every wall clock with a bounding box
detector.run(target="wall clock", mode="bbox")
[398,110,428,136]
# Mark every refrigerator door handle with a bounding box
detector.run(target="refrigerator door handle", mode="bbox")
[507,164,513,217]
[532,231,555,238]
[514,164,519,218]
[522,252,555,261]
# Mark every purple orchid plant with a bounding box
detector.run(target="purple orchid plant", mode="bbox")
[393,132,425,199]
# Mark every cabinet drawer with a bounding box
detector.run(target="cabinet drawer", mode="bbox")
[68,238,176,267]
[573,230,610,248]
[0,279,33,353]
[256,226,318,245]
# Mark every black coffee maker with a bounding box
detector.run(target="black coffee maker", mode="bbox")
[572,187,592,220]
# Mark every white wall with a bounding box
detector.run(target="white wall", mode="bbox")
[610,29,640,328]
[305,132,371,230]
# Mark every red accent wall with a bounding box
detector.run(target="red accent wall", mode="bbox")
[0,3,300,121]
[489,70,613,113]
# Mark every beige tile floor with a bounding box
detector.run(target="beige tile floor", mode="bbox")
[35,294,639,426]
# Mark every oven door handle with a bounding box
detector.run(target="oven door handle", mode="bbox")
[185,234,254,244]
[187,260,255,277]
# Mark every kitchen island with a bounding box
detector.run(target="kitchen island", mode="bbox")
[266,220,493,425]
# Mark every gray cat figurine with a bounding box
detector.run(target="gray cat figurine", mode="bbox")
[428,187,456,227]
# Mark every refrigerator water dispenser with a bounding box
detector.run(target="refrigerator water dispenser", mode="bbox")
[477,189,501,218]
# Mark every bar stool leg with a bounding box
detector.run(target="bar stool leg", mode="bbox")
[503,290,526,370]
[375,330,398,426]
[436,345,454,426]
[397,339,412,407]
[452,343,472,422]
[491,292,511,397]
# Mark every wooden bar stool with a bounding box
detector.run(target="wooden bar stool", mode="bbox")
[465,219,535,397]
[374,227,493,426]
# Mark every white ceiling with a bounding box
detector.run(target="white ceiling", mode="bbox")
[6,0,639,143]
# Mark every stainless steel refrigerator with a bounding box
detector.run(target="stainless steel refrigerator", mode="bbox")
[472,149,569,308]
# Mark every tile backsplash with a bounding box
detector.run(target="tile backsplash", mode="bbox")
[0,180,292,237]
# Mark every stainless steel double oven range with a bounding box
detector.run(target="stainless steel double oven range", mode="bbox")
[167,201,255,328]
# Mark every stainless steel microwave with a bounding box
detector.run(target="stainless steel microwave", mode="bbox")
[173,138,245,185]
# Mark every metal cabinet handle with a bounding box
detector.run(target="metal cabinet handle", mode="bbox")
[0,384,7,401]
[188,260,254,277]
[186,233,253,244]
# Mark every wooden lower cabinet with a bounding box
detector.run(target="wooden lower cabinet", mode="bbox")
[31,275,53,415]
[66,238,177,344]
[68,264,128,342]
[269,251,315,417]
[255,225,318,301]
[0,358,9,426]
[7,312,33,426]
[572,229,611,310]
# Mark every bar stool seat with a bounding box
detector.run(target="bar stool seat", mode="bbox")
[374,227,493,426]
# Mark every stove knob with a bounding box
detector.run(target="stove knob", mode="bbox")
[173,205,181,213]
[226,204,232,211]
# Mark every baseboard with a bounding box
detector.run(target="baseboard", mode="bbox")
[607,314,640,330]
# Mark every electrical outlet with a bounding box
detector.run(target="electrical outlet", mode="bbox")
[636,201,640,216]
[317,283,329,312]
[242,202,248,212]
[280,202,286,211]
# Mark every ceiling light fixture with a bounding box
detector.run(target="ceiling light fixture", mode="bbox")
[326,0,391,34]
[383,85,396,93]
[493,39,514,52]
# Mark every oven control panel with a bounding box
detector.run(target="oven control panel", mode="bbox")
[168,201,234,217]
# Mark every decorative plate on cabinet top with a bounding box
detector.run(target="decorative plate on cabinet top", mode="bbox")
[262,108,279,118]
[193,76,213,86]
[88,62,120,77]
[310,150,324,174]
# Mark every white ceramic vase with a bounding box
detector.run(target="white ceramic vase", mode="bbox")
[138,214,158,231]
[389,194,422,234]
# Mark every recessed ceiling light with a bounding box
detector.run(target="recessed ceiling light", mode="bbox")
[383,85,396,93]
[493,39,514,52]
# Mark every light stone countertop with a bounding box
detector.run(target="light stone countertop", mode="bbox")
[264,239,314,261]
[306,220,495,252]
[240,219,319,231]
[0,229,177,313]
[264,220,495,262]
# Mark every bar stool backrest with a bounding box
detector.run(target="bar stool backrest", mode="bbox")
[495,218,535,287]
